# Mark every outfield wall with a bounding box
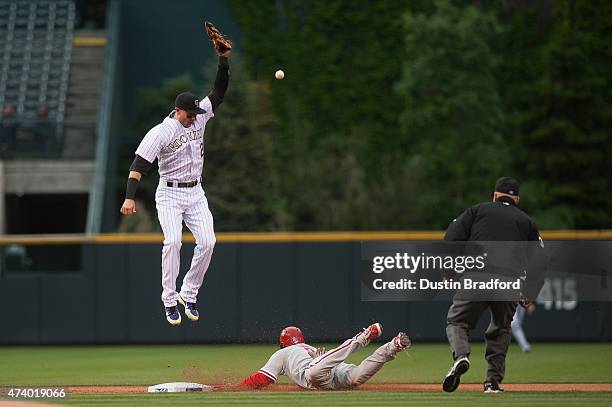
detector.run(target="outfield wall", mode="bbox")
[0,232,610,344]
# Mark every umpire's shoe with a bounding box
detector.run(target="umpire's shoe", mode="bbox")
[178,295,199,321]
[165,306,182,326]
[442,356,470,392]
[484,379,504,393]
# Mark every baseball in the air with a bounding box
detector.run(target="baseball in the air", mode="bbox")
[275,70,285,80]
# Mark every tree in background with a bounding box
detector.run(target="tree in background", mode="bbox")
[115,1,612,231]
[396,1,509,228]
[501,0,612,228]
[202,55,280,231]
[495,0,551,224]
[227,0,411,230]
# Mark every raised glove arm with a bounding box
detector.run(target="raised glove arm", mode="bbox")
[205,21,232,57]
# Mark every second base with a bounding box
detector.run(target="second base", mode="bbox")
[147,382,212,393]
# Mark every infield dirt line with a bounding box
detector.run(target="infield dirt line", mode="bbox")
[65,383,612,394]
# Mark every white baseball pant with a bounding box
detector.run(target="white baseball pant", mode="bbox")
[156,180,216,307]
[305,332,399,389]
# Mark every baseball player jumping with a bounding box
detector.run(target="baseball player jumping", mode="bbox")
[238,323,411,390]
[119,22,232,326]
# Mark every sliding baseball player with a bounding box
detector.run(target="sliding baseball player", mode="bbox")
[239,323,411,390]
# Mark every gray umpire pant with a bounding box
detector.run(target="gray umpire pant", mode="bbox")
[446,299,517,383]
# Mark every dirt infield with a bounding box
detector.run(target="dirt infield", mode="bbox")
[66,383,612,394]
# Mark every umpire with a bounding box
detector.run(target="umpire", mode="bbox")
[442,177,545,393]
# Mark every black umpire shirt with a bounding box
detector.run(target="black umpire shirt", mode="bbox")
[444,195,545,299]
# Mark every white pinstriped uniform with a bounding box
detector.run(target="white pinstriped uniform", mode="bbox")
[135,97,216,307]
[258,332,400,389]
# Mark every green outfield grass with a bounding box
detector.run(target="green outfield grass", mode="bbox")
[1,343,610,386]
[63,392,612,406]
[0,343,610,406]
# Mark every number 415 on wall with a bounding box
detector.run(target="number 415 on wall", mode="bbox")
[537,278,577,311]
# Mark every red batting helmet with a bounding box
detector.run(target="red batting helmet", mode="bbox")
[279,326,304,349]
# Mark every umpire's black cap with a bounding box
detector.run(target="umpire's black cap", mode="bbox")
[175,92,206,114]
[494,177,520,196]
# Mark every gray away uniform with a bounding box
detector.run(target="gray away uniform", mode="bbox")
[258,331,402,390]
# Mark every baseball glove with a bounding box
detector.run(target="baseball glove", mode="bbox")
[205,21,232,57]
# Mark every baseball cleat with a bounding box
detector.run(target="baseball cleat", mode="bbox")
[483,380,504,393]
[364,323,383,342]
[165,306,182,326]
[442,356,470,392]
[178,295,199,321]
[392,332,411,352]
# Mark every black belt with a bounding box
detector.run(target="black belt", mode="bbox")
[166,180,198,188]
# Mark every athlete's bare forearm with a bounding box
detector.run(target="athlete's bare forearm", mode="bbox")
[128,171,142,181]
